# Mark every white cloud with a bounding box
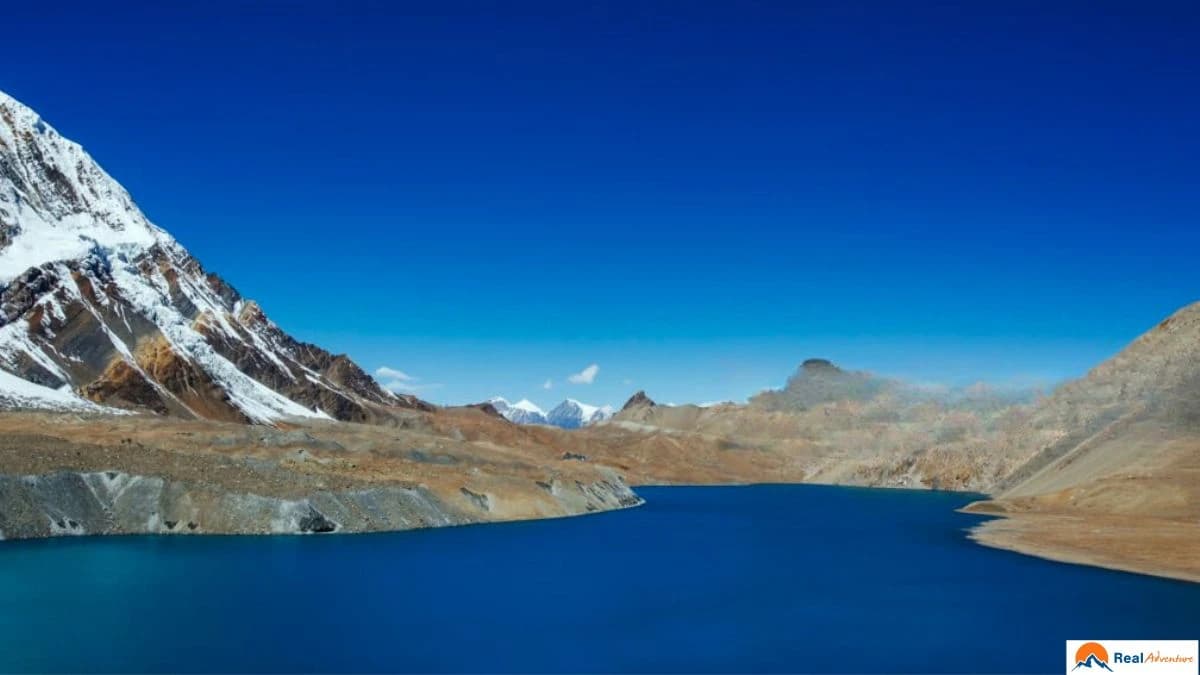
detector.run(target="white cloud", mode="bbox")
[374,367,412,382]
[567,364,599,385]
[374,366,440,394]
[543,379,553,390]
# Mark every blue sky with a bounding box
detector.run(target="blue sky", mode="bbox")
[4,1,1198,408]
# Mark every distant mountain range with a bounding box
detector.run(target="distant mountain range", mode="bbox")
[489,397,614,429]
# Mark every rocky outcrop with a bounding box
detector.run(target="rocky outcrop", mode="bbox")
[749,358,895,411]
[621,390,657,411]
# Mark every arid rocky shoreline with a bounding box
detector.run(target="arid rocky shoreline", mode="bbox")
[0,411,642,541]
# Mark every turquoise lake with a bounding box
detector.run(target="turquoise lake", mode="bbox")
[0,484,1196,672]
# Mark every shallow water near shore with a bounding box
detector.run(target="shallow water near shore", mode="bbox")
[0,484,1196,673]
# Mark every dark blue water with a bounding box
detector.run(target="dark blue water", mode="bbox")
[0,485,1196,673]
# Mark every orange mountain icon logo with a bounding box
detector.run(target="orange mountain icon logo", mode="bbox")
[1074,642,1115,672]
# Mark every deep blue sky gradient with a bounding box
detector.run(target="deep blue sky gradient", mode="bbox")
[4,1,1198,406]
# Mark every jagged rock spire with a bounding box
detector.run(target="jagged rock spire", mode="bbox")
[621,390,657,411]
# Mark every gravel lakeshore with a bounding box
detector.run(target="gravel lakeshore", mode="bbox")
[964,506,1200,583]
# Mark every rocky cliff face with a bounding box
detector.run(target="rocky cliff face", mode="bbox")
[0,90,423,423]
[0,467,641,540]
[0,470,460,539]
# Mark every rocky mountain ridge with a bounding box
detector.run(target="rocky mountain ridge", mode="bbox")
[0,90,423,423]
[613,361,1038,491]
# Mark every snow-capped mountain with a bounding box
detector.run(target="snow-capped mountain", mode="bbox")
[488,397,549,425]
[546,399,614,429]
[0,90,427,422]
[489,396,613,428]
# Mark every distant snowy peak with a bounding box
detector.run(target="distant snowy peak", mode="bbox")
[512,398,546,414]
[488,397,548,425]
[0,90,428,422]
[489,396,612,428]
[546,399,614,429]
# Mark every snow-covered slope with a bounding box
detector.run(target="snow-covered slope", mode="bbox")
[488,397,549,425]
[0,92,166,283]
[0,368,113,413]
[0,90,427,422]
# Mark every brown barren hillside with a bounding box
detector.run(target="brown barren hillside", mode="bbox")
[611,360,1037,492]
[964,301,1200,581]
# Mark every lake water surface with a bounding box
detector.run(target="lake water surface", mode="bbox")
[0,485,1196,672]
